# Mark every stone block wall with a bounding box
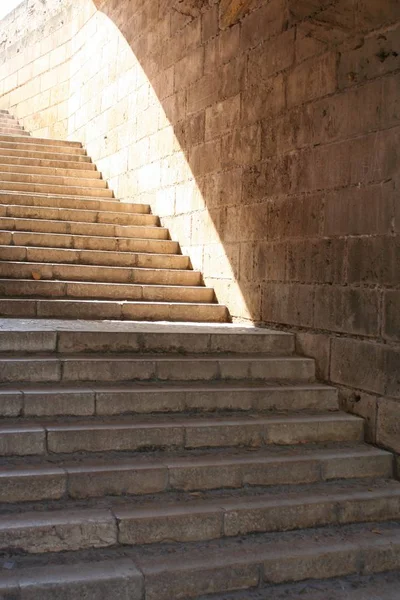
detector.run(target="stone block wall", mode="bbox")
[0,0,399,462]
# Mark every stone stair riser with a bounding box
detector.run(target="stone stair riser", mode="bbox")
[0,356,315,383]
[0,450,391,503]
[0,416,362,456]
[0,217,170,239]
[0,299,228,321]
[0,230,179,253]
[0,204,158,225]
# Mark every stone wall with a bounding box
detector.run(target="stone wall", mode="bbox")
[0,0,399,462]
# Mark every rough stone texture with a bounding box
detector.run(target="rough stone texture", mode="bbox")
[0,0,398,460]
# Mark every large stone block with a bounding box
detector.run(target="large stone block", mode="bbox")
[314,286,380,336]
[240,0,286,50]
[261,283,315,327]
[287,52,337,107]
[377,397,400,453]
[330,338,386,395]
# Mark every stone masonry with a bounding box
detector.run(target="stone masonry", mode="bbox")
[1,0,398,464]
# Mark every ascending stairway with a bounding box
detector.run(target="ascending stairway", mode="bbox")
[0,110,228,322]
[0,110,399,599]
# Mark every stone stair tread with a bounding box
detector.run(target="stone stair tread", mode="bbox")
[1,203,158,223]
[0,299,229,322]
[0,246,182,261]
[0,154,96,169]
[0,180,114,197]
[0,191,150,212]
[0,135,82,148]
[196,571,400,600]
[0,522,399,599]
[0,410,361,429]
[0,171,108,188]
[0,147,92,162]
[0,217,170,239]
[0,163,100,177]
[0,441,386,469]
[0,230,179,253]
[0,476,399,513]
[0,319,289,334]
[0,260,198,278]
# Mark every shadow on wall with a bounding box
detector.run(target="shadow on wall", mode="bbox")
[87,0,399,336]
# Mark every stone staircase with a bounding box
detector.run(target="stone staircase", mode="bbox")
[0,109,227,322]
[0,322,398,599]
[0,111,399,599]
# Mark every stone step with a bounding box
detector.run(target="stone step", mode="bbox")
[0,230,179,254]
[0,179,114,197]
[0,192,151,214]
[0,559,143,599]
[0,261,201,285]
[0,203,158,225]
[0,118,23,125]
[0,480,398,553]
[0,353,315,384]
[0,170,107,188]
[0,325,295,355]
[0,445,391,503]
[0,246,189,269]
[0,146,92,162]
[0,162,101,179]
[0,190,150,212]
[0,216,170,239]
[0,381,334,417]
[199,571,400,600]
[0,413,361,455]
[0,134,82,149]
[0,154,96,170]
[0,128,30,136]
[0,298,228,321]
[0,524,399,599]
[0,279,215,303]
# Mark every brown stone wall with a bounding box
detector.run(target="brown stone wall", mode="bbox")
[0,0,399,461]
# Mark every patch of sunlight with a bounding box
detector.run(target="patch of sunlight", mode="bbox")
[0,0,24,21]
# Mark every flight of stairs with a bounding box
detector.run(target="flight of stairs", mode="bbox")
[0,110,399,599]
[0,324,399,599]
[0,109,228,322]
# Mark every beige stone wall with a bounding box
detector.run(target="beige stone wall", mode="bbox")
[0,0,399,460]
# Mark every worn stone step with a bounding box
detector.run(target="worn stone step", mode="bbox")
[197,571,400,600]
[0,325,295,355]
[0,170,107,188]
[0,179,114,197]
[0,559,143,599]
[0,413,362,456]
[0,128,30,136]
[115,479,400,545]
[0,354,315,384]
[0,146,92,162]
[0,192,151,213]
[0,382,334,417]
[0,154,96,170]
[0,523,399,599]
[0,279,215,303]
[0,261,201,285]
[0,246,189,268]
[0,445,391,503]
[0,480,398,553]
[0,230,178,254]
[0,216,170,239]
[0,203,158,225]
[0,162,101,178]
[0,298,228,321]
[0,134,82,149]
